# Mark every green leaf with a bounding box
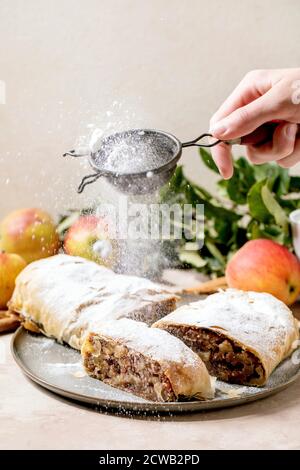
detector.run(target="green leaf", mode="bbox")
[168,165,184,192]
[179,250,207,268]
[193,184,214,201]
[261,184,289,230]
[247,219,263,239]
[184,183,239,222]
[253,162,278,182]
[214,218,234,244]
[278,198,300,211]
[253,163,290,195]
[217,157,255,204]
[160,166,185,202]
[247,179,272,223]
[205,241,226,266]
[224,171,248,204]
[183,242,202,251]
[264,225,282,236]
[57,210,81,240]
[273,167,290,196]
[227,223,248,248]
[204,256,224,275]
[234,157,256,188]
[247,221,289,245]
[199,148,219,173]
[290,176,300,192]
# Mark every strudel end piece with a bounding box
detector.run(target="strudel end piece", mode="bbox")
[8,254,178,349]
[82,319,214,402]
[153,289,299,386]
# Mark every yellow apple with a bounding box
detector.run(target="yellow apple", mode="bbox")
[0,252,27,309]
[0,208,60,264]
[64,215,117,268]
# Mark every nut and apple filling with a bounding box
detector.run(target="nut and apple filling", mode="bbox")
[82,333,177,402]
[160,326,265,385]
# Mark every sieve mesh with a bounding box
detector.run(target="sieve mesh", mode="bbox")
[90,129,180,175]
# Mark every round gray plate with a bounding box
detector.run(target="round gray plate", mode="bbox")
[11,327,300,414]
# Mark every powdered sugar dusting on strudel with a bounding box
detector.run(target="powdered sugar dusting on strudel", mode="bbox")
[9,254,178,349]
[154,289,299,372]
[83,318,215,400]
[92,318,200,365]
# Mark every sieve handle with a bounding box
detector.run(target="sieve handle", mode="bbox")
[77,172,103,193]
[182,133,223,148]
[182,123,295,149]
[63,149,89,158]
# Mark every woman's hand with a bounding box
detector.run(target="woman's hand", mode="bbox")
[210,68,300,178]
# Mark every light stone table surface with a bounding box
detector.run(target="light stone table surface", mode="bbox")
[1,305,300,450]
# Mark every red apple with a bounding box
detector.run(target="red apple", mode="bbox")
[226,239,300,305]
[0,252,27,309]
[0,208,60,264]
[64,215,116,268]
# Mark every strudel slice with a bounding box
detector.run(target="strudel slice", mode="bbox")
[153,289,299,386]
[82,319,214,401]
[9,254,178,349]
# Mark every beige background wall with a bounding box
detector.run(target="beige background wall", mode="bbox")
[0,0,299,217]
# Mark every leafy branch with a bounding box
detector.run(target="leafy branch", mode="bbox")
[161,148,300,276]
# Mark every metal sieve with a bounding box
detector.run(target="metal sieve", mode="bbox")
[63,128,239,195]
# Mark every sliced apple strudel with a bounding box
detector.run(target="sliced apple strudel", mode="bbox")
[9,254,178,349]
[82,318,214,401]
[153,289,299,386]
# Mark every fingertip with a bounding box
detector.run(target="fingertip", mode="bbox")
[220,165,234,179]
[209,121,229,139]
[210,144,233,179]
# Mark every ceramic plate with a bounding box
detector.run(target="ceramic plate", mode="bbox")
[11,327,300,414]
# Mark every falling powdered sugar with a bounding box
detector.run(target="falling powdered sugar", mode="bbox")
[92,130,175,174]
